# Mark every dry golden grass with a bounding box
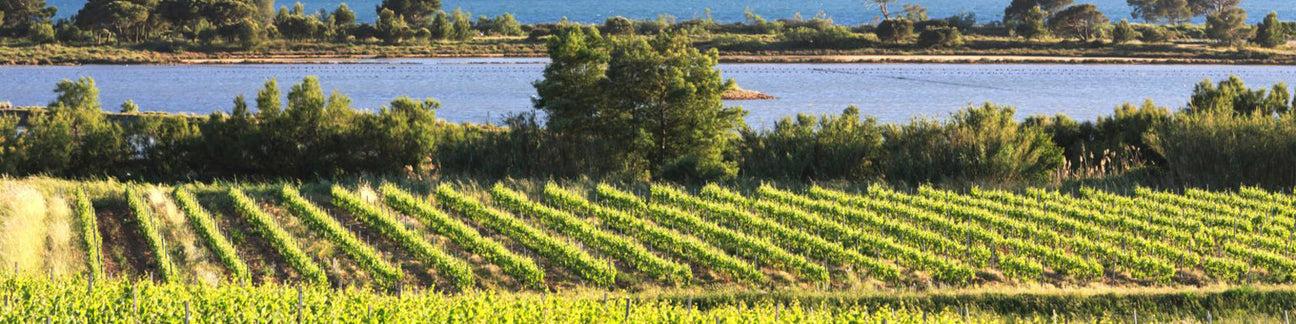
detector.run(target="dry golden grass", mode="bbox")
[144,185,224,284]
[42,193,85,277]
[0,182,49,275]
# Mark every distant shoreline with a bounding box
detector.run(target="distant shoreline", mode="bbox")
[5,53,1289,66]
[172,54,1275,65]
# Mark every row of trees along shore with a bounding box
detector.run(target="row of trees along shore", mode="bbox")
[2,26,1296,188]
[0,0,1292,49]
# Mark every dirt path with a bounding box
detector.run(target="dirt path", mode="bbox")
[200,191,295,284]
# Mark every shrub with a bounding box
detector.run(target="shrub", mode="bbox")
[29,22,54,44]
[1254,11,1285,48]
[876,18,914,43]
[1149,113,1296,189]
[1140,25,1170,43]
[1206,8,1249,46]
[917,27,963,48]
[475,13,524,36]
[1188,76,1291,116]
[883,103,1064,184]
[739,106,884,181]
[1112,20,1140,43]
[602,16,635,36]
[1014,5,1049,39]
[779,26,858,48]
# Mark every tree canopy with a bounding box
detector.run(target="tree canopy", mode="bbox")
[1205,7,1248,46]
[1049,4,1110,41]
[1004,0,1073,24]
[377,0,438,26]
[533,27,747,181]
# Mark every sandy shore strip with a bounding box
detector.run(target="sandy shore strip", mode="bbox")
[174,53,1225,65]
[719,54,1191,64]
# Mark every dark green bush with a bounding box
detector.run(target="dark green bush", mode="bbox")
[602,16,635,36]
[739,106,884,181]
[1150,113,1296,189]
[917,27,963,48]
[876,18,914,43]
[883,103,1065,185]
[779,26,858,48]
[1112,20,1140,43]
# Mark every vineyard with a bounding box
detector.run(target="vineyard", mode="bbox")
[2,178,1296,321]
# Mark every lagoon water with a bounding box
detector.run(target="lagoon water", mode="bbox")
[45,0,1289,24]
[4,59,1296,125]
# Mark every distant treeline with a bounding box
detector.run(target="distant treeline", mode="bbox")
[1,74,1293,188]
[2,28,1296,188]
[1,0,1293,50]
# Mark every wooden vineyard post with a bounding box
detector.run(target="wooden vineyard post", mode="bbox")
[297,285,304,324]
[623,298,631,323]
[184,301,191,324]
[132,283,139,319]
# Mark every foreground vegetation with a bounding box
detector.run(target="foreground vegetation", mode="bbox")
[3,70,1296,189]
[4,177,1296,321]
[5,275,1296,322]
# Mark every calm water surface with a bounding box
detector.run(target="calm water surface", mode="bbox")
[45,0,1288,24]
[4,59,1296,125]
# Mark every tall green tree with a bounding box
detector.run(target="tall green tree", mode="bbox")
[255,78,281,118]
[1112,19,1141,43]
[1049,4,1110,41]
[0,0,56,30]
[1189,76,1291,116]
[1206,7,1248,46]
[1188,0,1239,16]
[18,77,130,177]
[375,7,410,44]
[273,3,324,41]
[1127,0,1191,24]
[533,28,609,136]
[1254,11,1286,48]
[449,8,472,41]
[533,28,747,181]
[1004,0,1073,24]
[1015,5,1050,39]
[606,33,747,181]
[378,0,438,26]
[429,10,450,39]
[76,0,155,42]
[330,3,355,26]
